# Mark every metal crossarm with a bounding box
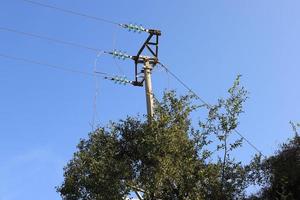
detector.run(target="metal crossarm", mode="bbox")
[132,30,161,86]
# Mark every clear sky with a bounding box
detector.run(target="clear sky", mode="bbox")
[0,0,299,199]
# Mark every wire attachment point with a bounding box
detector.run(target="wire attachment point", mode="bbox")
[107,50,132,60]
[104,75,133,85]
[120,23,146,33]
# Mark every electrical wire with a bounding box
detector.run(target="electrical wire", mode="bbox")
[112,28,126,76]
[158,62,211,107]
[21,0,120,26]
[164,66,171,91]
[0,27,102,53]
[0,53,109,77]
[157,62,264,156]
[92,51,105,131]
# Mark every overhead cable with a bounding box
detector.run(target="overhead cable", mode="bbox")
[0,53,108,77]
[158,62,264,156]
[0,27,102,52]
[21,0,156,34]
[21,0,120,25]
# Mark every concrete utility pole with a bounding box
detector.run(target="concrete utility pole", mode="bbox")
[106,26,161,199]
[130,29,161,121]
[144,59,154,118]
[107,28,161,121]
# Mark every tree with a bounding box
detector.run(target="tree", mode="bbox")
[57,76,250,200]
[248,123,300,200]
[195,75,249,199]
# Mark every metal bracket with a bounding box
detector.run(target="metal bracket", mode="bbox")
[131,30,161,87]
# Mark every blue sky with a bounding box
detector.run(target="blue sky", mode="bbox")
[0,0,299,199]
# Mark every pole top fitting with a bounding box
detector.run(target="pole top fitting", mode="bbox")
[140,56,159,65]
[147,29,161,36]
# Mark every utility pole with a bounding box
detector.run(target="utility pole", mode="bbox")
[131,29,161,120]
[106,27,161,120]
[104,25,161,198]
[144,59,154,118]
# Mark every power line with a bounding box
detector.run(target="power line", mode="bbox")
[92,52,105,131]
[158,62,211,107]
[111,29,126,76]
[20,0,153,34]
[21,0,120,25]
[0,53,109,77]
[0,27,102,53]
[233,130,264,156]
[158,62,264,156]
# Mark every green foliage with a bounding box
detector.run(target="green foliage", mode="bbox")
[195,75,249,199]
[249,124,300,200]
[57,76,251,200]
[57,128,131,200]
